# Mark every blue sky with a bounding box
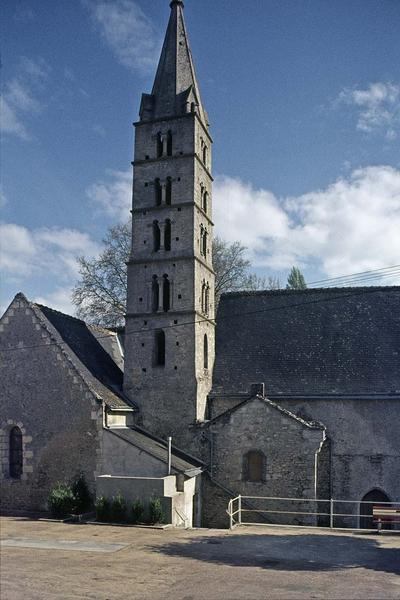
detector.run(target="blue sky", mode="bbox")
[1,0,400,314]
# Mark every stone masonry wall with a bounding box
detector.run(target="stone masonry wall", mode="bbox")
[0,297,102,512]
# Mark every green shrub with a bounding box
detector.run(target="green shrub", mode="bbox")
[48,483,75,519]
[71,473,92,514]
[148,498,165,525]
[131,500,144,524]
[95,496,111,522]
[110,493,127,523]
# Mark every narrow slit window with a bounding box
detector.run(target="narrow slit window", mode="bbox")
[166,177,172,205]
[167,130,173,156]
[9,426,23,479]
[203,190,208,212]
[202,229,208,257]
[163,275,170,312]
[156,132,163,158]
[203,145,207,166]
[155,179,162,206]
[153,221,161,252]
[152,276,159,313]
[164,219,171,251]
[155,330,165,366]
[201,282,206,313]
[204,334,208,369]
[205,284,210,315]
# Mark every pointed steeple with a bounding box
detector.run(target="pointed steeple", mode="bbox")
[139,1,208,126]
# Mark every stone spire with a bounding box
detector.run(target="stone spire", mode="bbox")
[139,0,208,126]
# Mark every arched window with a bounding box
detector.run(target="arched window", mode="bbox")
[203,190,208,212]
[152,276,159,313]
[166,177,172,205]
[203,334,208,369]
[9,426,23,479]
[203,145,207,166]
[156,132,163,158]
[205,284,210,314]
[200,226,204,255]
[243,450,265,482]
[166,130,173,156]
[201,282,206,313]
[202,229,208,257]
[164,219,171,251]
[153,221,161,252]
[155,178,162,206]
[163,275,170,312]
[155,330,165,367]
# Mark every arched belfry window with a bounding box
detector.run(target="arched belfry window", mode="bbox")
[155,178,162,206]
[9,426,23,479]
[164,219,171,251]
[167,130,173,156]
[153,221,161,252]
[203,145,207,166]
[203,190,208,212]
[202,228,208,257]
[156,132,163,158]
[152,276,159,313]
[205,284,210,315]
[163,275,170,312]
[204,334,208,370]
[166,177,172,205]
[243,450,265,483]
[155,330,165,367]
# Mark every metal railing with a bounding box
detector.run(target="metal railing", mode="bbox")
[227,495,400,531]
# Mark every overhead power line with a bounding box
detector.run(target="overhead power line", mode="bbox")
[1,285,398,354]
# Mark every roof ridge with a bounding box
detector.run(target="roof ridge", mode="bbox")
[221,285,400,298]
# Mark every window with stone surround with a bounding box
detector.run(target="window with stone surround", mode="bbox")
[243,450,265,483]
[163,275,170,312]
[152,276,159,313]
[166,177,172,205]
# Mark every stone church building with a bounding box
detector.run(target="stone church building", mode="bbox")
[1,1,399,528]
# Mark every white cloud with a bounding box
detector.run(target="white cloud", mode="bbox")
[84,0,160,74]
[34,287,77,316]
[214,166,400,282]
[86,169,132,221]
[338,82,400,139]
[0,223,99,279]
[1,57,51,140]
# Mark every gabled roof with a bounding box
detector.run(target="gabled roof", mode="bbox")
[207,393,325,431]
[212,287,400,398]
[140,0,208,125]
[107,425,204,476]
[4,294,134,410]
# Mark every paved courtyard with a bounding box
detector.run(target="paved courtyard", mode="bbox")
[0,516,399,599]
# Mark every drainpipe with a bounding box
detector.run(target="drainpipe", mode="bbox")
[167,436,172,475]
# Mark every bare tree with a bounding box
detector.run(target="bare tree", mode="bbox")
[72,224,280,327]
[72,222,130,327]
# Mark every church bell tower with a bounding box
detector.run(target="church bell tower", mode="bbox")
[123,0,215,444]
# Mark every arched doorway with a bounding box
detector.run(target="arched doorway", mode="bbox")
[360,489,391,529]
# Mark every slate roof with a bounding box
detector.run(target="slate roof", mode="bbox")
[212,287,400,397]
[33,302,133,409]
[108,426,204,476]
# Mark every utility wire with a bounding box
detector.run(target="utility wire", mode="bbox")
[1,285,398,354]
[307,264,400,287]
